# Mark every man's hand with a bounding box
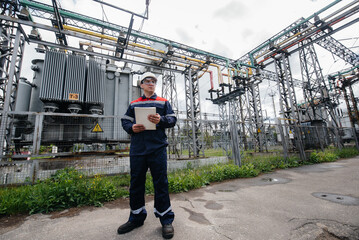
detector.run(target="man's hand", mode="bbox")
[132,124,145,133]
[148,113,161,124]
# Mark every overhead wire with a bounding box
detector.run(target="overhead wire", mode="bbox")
[95,0,151,69]
[335,29,359,71]
[128,0,151,69]
[100,2,109,57]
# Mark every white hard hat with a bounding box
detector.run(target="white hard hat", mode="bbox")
[141,72,157,83]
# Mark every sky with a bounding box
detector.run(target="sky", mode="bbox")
[21,0,359,119]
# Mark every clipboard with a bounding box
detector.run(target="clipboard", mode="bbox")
[134,107,156,130]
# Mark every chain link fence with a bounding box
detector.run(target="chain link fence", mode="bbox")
[1,111,358,186]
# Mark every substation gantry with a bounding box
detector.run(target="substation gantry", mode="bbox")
[226,0,359,162]
[0,0,358,162]
[329,66,359,135]
[0,0,243,158]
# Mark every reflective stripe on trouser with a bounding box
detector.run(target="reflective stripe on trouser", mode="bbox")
[129,147,174,225]
[129,206,147,224]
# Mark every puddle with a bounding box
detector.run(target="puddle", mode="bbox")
[261,177,279,182]
[294,164,343,173]
[255,176,291,185]
[312,192,359,206]
[181,207,211,225]
[204,200,223,210]
[194,198,207,202]
[218,189,234,192]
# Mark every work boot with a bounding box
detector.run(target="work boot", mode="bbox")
[162,224,174,239]
[117,221,143,234]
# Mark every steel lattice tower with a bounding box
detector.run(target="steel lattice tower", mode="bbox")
[335,70,359,138]
[184,68,204,157]
[315,35,359,67]
[238,91,249,150]
[274,53,306,161]
[0,1,26,155]
[246,80,266,152]
[229,98,241,166]
[343,84,359,126]
[217,103,229,156]
[299,40,343,148]
[161,71,180,158]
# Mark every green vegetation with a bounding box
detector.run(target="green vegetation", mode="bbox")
[1,147,358,216]
[243,154,300,172]
[0,168,127,215]
[308,147,359,163]
[334,147,359,159]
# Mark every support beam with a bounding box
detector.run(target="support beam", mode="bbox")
[162,71,180,159]
[184,68,204,158]
[274,53,306,161]
[0,27,25,157]
[316,35,358,66]
[229,99,241,166]
[217,103,229,156]
[247,81,266,152]
[299,40,343,148]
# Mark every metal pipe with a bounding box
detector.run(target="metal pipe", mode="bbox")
[6,11,235,89]
[254,24,313,63]
[114,71,120,139]
[209,70,214,89]
[80,42,207,75]
[262,16,359,67]
[215,65,223,84]
[322,0,359,21]
[250,0,342,55]
[20,0,230,63]
[197,69,214,90]
[227,68,231,84]
[257,4,359,66]
[71,26,209,69]
[330,65,359,77]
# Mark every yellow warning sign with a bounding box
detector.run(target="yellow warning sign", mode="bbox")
[289,130,292,134]
[257,128,261,133]
[91,123,103,132]
[69,93,79,100]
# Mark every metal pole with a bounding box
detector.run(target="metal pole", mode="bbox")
[187,68,197,157]
[239,96,248,150]
[274,59,289,160]
[282,54,306,161]
[229,101,241,166]
[32,113,44,155]
[230,120,241,166]
[114,72,120,139]
[0,28,21,157]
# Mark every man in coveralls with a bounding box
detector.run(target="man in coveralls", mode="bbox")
[118,72,176,239]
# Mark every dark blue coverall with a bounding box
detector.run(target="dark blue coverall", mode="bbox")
[121,93,177,226]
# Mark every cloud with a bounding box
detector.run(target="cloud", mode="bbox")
[175,28,195,45]
[210,39,233,58]
[213,1,247,21]
[241,28,254,40]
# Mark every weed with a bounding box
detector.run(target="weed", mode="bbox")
[1,147,358,216]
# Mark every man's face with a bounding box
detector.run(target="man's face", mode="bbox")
[141,78,157,92]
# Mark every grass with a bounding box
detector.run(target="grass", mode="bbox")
[0,146,358,216]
